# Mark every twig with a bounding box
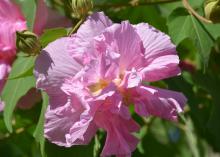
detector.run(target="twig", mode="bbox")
[182,0,212,24]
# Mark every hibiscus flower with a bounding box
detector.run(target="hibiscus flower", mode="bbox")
[35,12,187,157]
[0,0,71,111]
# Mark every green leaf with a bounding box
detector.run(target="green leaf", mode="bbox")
[8,66,34,80]
[2,56,36,132]
[33,92,49,157]
[168,8,215,67]
[15,0,37,30]
[40,28,68,48]
[204,23,220,40]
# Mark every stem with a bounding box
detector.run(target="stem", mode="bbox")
[182,0,212,24]
[68,18,84,36]
[95,0,181,9]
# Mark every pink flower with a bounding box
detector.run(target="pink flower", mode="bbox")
[0,0,27,102]
[34,12,187,157]
[0,0,71,110]
[0,0,27,59]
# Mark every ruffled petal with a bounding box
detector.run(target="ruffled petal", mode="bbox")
[68,12,112,64]
[120,68,142,89]
[77,12,113,40]
[45,93,97,147]
[96,21,144,72]
[95,111,139,157]
[135,23,181,81]
[34,38,82,109]
[133,86,187,121]
[44,102,81,147]
[67,98,98,146]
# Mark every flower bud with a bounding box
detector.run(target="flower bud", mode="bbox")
[71,0,93,18]
[16,30,41,56]
[205,0,220,23]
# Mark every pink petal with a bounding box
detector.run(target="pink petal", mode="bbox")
[67,96,98,146]
[120,68,142,88]
[93,84,131,120]
[0,0,27,58]
[0,0,26,22]
[45,93,97,147]
[81,54,120,86]
[135,23,181,81]
[33,0,48,35]
[34,37,82,108]
[77,12,113,40]
[141,55,181,82]
[96,21,144,72]
[68,12,113,64]
[133,86,187,121]
[46,77,101,147]
[95,111,140,157]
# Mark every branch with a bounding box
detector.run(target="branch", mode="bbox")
[182,0,212,24]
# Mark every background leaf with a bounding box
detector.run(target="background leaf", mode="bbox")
[168,8,215,68]
[33,92,49,157]
[40,28,68,48]
[2,56,36,132]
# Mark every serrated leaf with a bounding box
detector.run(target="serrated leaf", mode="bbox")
[168,8,214,67]
[33,92,49,157]
[40,28,67,48]
[2,56,36,132]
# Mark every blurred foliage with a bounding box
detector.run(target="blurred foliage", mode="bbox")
[1,0,220,157]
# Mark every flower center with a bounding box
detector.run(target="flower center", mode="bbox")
[112,73,124,86]
[88,73,125,96]
[88,79,109,96]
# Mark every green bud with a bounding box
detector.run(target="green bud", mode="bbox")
[16,30,41,56]
[205,0,220,23]
[71,0,93,18]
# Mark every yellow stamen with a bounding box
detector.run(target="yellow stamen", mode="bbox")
[88,79,108,96]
